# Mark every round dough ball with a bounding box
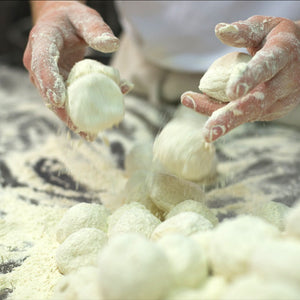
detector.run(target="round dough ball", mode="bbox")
[146,171,205,213]
[98,233,173,300]
[285,201,300,238]
[208,215,279,279]
[67,59,120,85]
[250,239,300,285]
[250,200,290,231]
[153,108,217,182]
[107,202,161,238]
[166,200,218,226]
[56,227,107,274]
[156,233,208,288]
[56,203,110,243]
[199,51,251,102]
[66,59,124,134]
[222,274,300,300]
[151,212,213,241]
[53,266,102,300]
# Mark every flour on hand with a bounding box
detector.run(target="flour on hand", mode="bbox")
[199,52,251,102]
[66,59,125,135]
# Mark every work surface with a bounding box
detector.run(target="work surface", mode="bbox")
[0,65,299,299]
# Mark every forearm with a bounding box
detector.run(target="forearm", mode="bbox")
[30,0,85,24]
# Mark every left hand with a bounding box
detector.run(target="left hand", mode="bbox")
[181,16,300,142]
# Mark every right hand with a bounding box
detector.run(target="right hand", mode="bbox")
[23,1,120,140]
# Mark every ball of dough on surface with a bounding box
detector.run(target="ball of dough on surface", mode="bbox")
[146,172,205,213]
[166,200,218,226]
[66,72,124,134]
[208,215,279,279]
[151,212,213,241]
[56,203,110,243]
[107,202,161,238]
[250,239,300,285]
[199,52,251,102]
[221,274,300,300]
[153,108,217,182]
[56,227,107,274]
[98,233,173,300]
[53,266,102,300]
[156,233,208,288]
[285,201,300,238]
[250,200,290,231]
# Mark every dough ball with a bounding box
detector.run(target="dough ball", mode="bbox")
[122,170,163,219]
[151,212,213,241]
[153,107,217,182]
[208,215,279,279]
[98,233,173,300]
[124,142,153,176]
[250,239,300,285]
[156,233,208,288]
[221,274,300,300]
[67,59,120,85]
[166,200,218,226]
[53,266,102,300]
[56,202,110,243]
[56,227,107,274]
[146,171,205,213]
[107,202,161,238]
[66,59,124,134]
[199,52,251,102]
[285,201,300,238]
[250,201,290,231]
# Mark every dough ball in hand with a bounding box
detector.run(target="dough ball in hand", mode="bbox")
[199,52,251,102]
[66,59,125,135]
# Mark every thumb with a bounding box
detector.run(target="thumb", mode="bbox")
[68,3,120,53]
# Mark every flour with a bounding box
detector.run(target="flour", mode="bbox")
[0,189,65,300]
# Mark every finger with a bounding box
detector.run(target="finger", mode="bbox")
[203,83,275,142]
[215,15,282,49]
[120,80,134,95]
[260,91,300,121]
[68,4,119,53]
[181,91,226,116]
[226,34,291,100]
[30,27,67,107]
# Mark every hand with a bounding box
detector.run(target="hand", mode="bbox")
[181,16,300,142]
[23,1,129,140]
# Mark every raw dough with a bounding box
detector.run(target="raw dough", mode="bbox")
[199,52,251,102]
[98,233,172,300]
[56,227,107,274]
[66,59,124,135]
[56,202,110,243]
[153,106,217,182]
[156,233,207,288]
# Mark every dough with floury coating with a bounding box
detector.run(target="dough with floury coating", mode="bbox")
[153,106,217,182]
[66,59,124,135]
[199,52,252,102]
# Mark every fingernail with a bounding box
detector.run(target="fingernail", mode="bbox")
[204,125,226,142]
[181,95,196,110]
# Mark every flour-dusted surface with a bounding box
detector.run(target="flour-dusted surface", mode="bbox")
[0,65,300,299]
